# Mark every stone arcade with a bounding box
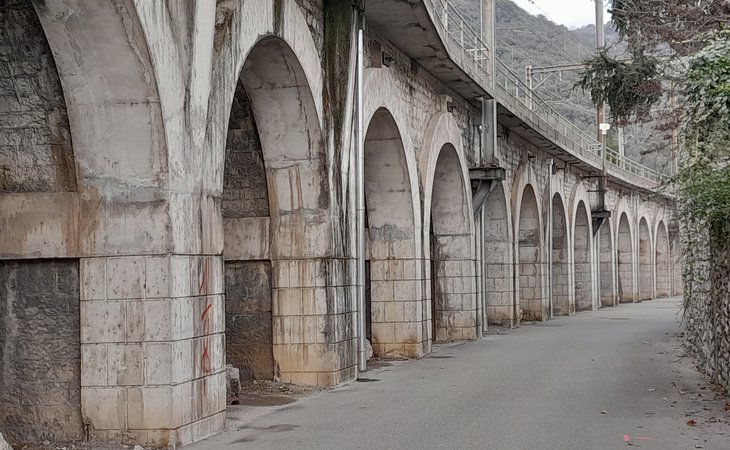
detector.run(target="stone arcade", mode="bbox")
[0,0,681,447]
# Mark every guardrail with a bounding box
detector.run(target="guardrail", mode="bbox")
[425,0,669,186]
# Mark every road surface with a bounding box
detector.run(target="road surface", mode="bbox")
[192,297,730,449]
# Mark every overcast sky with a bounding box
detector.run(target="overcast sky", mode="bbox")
[510,0,610,28]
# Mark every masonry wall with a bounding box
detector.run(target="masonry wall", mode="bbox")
[224,261,274,380]
[222,79,274,381]
[683,221,730,393]
[0,260,82,444]
[0,0,76,193]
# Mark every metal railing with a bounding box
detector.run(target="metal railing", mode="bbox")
[425,0,669,186]
[428,0,491,88]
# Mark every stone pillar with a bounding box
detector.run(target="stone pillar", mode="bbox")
[370,258,428,357]
[271,258,357,386]
[432,237,477,341]
[79,255,226,447]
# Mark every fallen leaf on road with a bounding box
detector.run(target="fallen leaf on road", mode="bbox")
[648,388,656,392]
[695,445,704,449]
[601,410,608,415]
[679,390,687,394]
[661,397,669,401]
[687,419,697,427]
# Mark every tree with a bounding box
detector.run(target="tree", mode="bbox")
[576,0,730,175]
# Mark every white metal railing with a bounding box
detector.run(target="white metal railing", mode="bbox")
[428,0,491,84]
[424,0,669,186]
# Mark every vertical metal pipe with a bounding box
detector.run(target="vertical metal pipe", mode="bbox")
[356,27,367,373]
[480,205,487,332]
[547,159,554,319]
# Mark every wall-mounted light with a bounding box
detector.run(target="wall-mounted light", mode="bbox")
[382,52,395,67]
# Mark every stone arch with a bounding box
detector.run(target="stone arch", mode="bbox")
[218,30,330,391]
[364,106,422,358]
[514,178,545,322]
[421,112,475,342]
[617,212,636,303]
[483,181,514,325]
[1,0,174,445]
[550,192,571,316]
[598,218,615,307]
[638,217,653,300]
[655,221,671,297]
[573,200,593,312]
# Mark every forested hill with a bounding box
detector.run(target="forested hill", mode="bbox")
[449,0,670,173]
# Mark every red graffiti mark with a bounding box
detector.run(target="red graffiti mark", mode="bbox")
[198,258,213,379]
[198,258,209,295]
[201,302,213,322]
[200,341,211,375]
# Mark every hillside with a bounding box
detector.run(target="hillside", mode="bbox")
[450,0,671,173]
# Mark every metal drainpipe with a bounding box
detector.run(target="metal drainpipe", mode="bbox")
[356,26,367,374]
[479,205,487,333]
[548,159,554,319]
[476,121,484,337]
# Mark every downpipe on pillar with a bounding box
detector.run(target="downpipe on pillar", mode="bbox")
[355,23,367,374]
[546,160,554,318]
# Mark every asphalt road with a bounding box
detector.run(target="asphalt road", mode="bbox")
[192,298,730,450]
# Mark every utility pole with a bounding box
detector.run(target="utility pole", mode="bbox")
[595,0,605,143]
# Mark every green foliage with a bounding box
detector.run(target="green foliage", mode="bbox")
[677,31,730,225]
[576,51,662,123]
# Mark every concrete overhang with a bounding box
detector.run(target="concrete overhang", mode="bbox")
[363,0,493,102]
[364,1,669,197]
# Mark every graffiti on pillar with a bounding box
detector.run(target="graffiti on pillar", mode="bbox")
[198,258,212,378]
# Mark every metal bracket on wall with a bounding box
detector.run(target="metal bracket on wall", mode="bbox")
[470,165,506,215]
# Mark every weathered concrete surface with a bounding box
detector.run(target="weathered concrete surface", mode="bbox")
[0,260,82,444]
[188,298,730,450]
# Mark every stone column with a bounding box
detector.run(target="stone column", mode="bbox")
[79,255,226,447]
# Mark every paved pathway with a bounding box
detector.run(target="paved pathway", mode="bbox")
[192,298,730,449]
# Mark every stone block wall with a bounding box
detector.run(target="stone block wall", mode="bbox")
[78,255,226,447]
[369,258,429,357]
[683,221,730,393]
[225,261,274,380]
[0,0,76,193]
[0,260,83,444]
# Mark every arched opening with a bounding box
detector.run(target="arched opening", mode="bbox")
[551,194,570,316]
[669,226,683,296]
[599,220,615,307]
[222,37,326,385]
[574,201,593,312]
[655,223,671,297]
[222,76,273,381]
[639,218,653,300]
[617,213,636,303]
[428,144,474,341]
[0,1,81,443]
[364,107,420,357]
[483,184,513,325]
[518,185,544,322]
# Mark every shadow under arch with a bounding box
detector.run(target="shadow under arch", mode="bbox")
[551,192,571,316]
[617,212,636,303]
[222,35,328,385]
[364,106,423,358]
